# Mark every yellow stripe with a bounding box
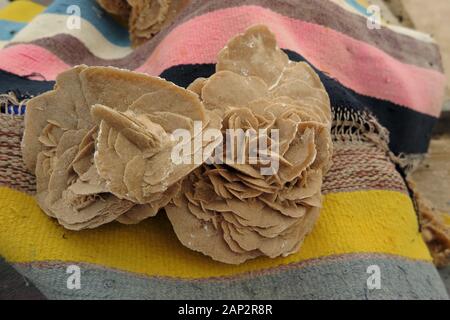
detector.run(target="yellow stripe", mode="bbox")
[0,0,45,23]
[443,213,450,226]
[356,0,370,8]
[0,187,431,278]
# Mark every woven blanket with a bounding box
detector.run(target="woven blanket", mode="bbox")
[0,0,448,299]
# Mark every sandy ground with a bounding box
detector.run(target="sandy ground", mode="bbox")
[400,0,450,101]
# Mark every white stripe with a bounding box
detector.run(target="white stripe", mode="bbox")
[9,13,133,60]
[387,24,434,43]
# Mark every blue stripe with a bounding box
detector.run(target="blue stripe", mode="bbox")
[14,256,449,300]
[346,0,369,16]
[2,105,26,115]
[0,20,26,41]
[44,0,130,47]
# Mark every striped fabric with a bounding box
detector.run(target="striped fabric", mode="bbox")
[0,0,448,299]
[0,1,44,47]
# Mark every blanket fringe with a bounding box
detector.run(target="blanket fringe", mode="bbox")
[0,91,29,116]
[2,99,449,267]
[406,176,450,267]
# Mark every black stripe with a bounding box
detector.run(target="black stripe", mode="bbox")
[0,50,437,154]
[160,50,437,155]
[284,50,437,155]
[0,70,55,99]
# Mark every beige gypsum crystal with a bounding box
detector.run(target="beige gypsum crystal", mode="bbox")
[166,105,326,263]
[42,129,135,230]
[22,66,136,229]
[168,25,332,264]
[23,65,217,229]
[166,174,263,265]
[22,65,89,173]
[127,0,190,47]
[213,24,331,122]
[187,77,207,96]
[129,0,170,33]
[166,165,322,264]
[23,65,195,173]
[216,25,290,88]
[53,170,135,231]
[201,71,269,113]
[96,0,131,25]
[97,0,192,47]
[91,82,222,208]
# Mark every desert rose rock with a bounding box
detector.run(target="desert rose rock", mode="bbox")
[22,66,221,229]
[166,25,332,264]
[97,0,190,47]
[22,25,332,266]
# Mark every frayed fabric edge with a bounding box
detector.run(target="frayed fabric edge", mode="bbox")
[333,106,449,267]
[2,98,449,267]
[0,91,30,116]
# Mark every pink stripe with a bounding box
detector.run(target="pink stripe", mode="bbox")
[0,44,69,80]
[0,6,445,116]
[135,6,445,117]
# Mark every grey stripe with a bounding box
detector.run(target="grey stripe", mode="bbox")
[439,266,450,296]
[14,255,449,300]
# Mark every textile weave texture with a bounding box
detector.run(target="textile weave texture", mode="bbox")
[0,0,448,299]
